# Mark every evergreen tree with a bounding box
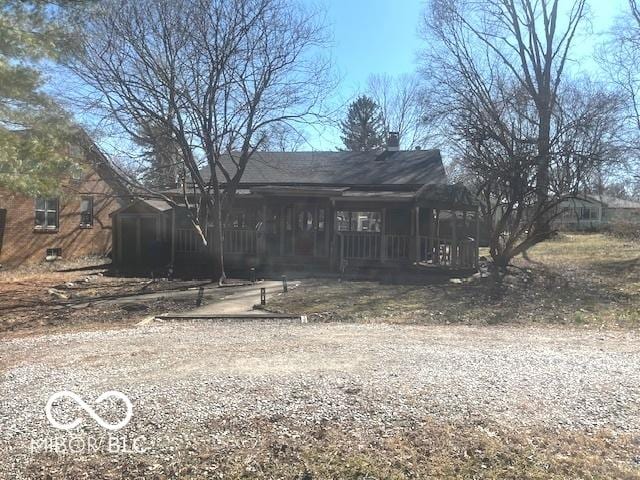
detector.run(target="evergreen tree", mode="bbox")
[135,118,180,189]
[339,95,385,151]
[0,1,78,195]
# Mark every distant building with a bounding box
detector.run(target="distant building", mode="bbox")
[552,194,640,231]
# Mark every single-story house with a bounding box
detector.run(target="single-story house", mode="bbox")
[0,139,127,267]
[552,194,640,231]
[111,140,480,274]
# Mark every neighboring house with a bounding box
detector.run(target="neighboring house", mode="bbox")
[552,194,640,231]
[111,136,481,273]
[0,141,127,267]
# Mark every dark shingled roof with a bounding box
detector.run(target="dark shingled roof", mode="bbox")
[201,149,446,187]
[416,183,480,210]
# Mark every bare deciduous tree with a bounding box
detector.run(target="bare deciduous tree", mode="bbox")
[366,73,436,150]
[425,0,586,233]
[66,0,332,282]
[450,80,621,268]
[598,0,640,190]
[422,0,625,268]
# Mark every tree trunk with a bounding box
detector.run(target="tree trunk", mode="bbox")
[535,102,552,235]
[210,195,227,284]
[489,232,510,272]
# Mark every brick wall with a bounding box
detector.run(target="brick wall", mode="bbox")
[0,163,123,267]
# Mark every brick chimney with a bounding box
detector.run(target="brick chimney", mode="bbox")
[386,131,399,151]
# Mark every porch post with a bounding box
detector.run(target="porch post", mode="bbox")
[451,210,458,267]
[475,207,481,270]
[313,205,318,257]
[328,201,336,268]
[435,209,441,264]
[291,204,296,254]
[259,203,267,261]
[279,204,285,256]
[462,211,468,267]
[381,207,387,263]
[414,206,420,263]
[170,208,176,267]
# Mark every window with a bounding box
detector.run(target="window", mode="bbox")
[80,197,94,227]
[35,198,59,230]
[230,211,246,229]
[297,210,314,231]
[46,248,62,259]
[317,208,325,231]
[580,206,597,220]
[336,211,381,232]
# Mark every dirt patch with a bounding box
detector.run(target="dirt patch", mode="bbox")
[0,258,223,337]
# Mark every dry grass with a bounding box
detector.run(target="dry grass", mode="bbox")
[526,233,640,295]
[25,421,640,479]
[266,233,640,328]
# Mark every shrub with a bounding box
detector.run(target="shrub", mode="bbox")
[603,220,640,242]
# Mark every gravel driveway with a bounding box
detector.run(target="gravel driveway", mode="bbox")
[1,322,639,478]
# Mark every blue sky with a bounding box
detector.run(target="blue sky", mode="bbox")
[328,0,425,91]
[308,0,628,149]
[58,0,629,153]
[323,0,625,90]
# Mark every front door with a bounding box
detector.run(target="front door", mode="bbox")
[270,203,327,258]
[120,217,138,265]
[119,215,160,267]
[139,216,160,265]
[295,208,315,256]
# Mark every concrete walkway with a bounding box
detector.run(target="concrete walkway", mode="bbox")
[183,280,293,315]
[139,280,301,324]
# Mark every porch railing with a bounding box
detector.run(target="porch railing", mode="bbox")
[175,228,257,255]
[385,234,410,259]
[339,232,381,259]
[176,228,205,254]
[338,232,477,269]
[339,233,411,261]
[418,236,476,268]
[224,229,257,254]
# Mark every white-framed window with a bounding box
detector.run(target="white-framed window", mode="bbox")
[336,211,381,232]
[35,198,59,230]
[46,247,62,259]
[80,196,94,228]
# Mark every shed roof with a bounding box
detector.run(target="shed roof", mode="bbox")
[110,198,174,216]
[201,149,446,187]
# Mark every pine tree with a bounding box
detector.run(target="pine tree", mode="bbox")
[0,1,78,195]
[135,118,180,189]
[340,95,385,151]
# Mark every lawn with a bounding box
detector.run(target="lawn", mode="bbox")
[266,233,640,328]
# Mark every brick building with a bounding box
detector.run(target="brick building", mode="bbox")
[0,142,127,267]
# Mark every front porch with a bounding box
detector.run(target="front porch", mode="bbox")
[172,196,479,273]
[111,184,480,274]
